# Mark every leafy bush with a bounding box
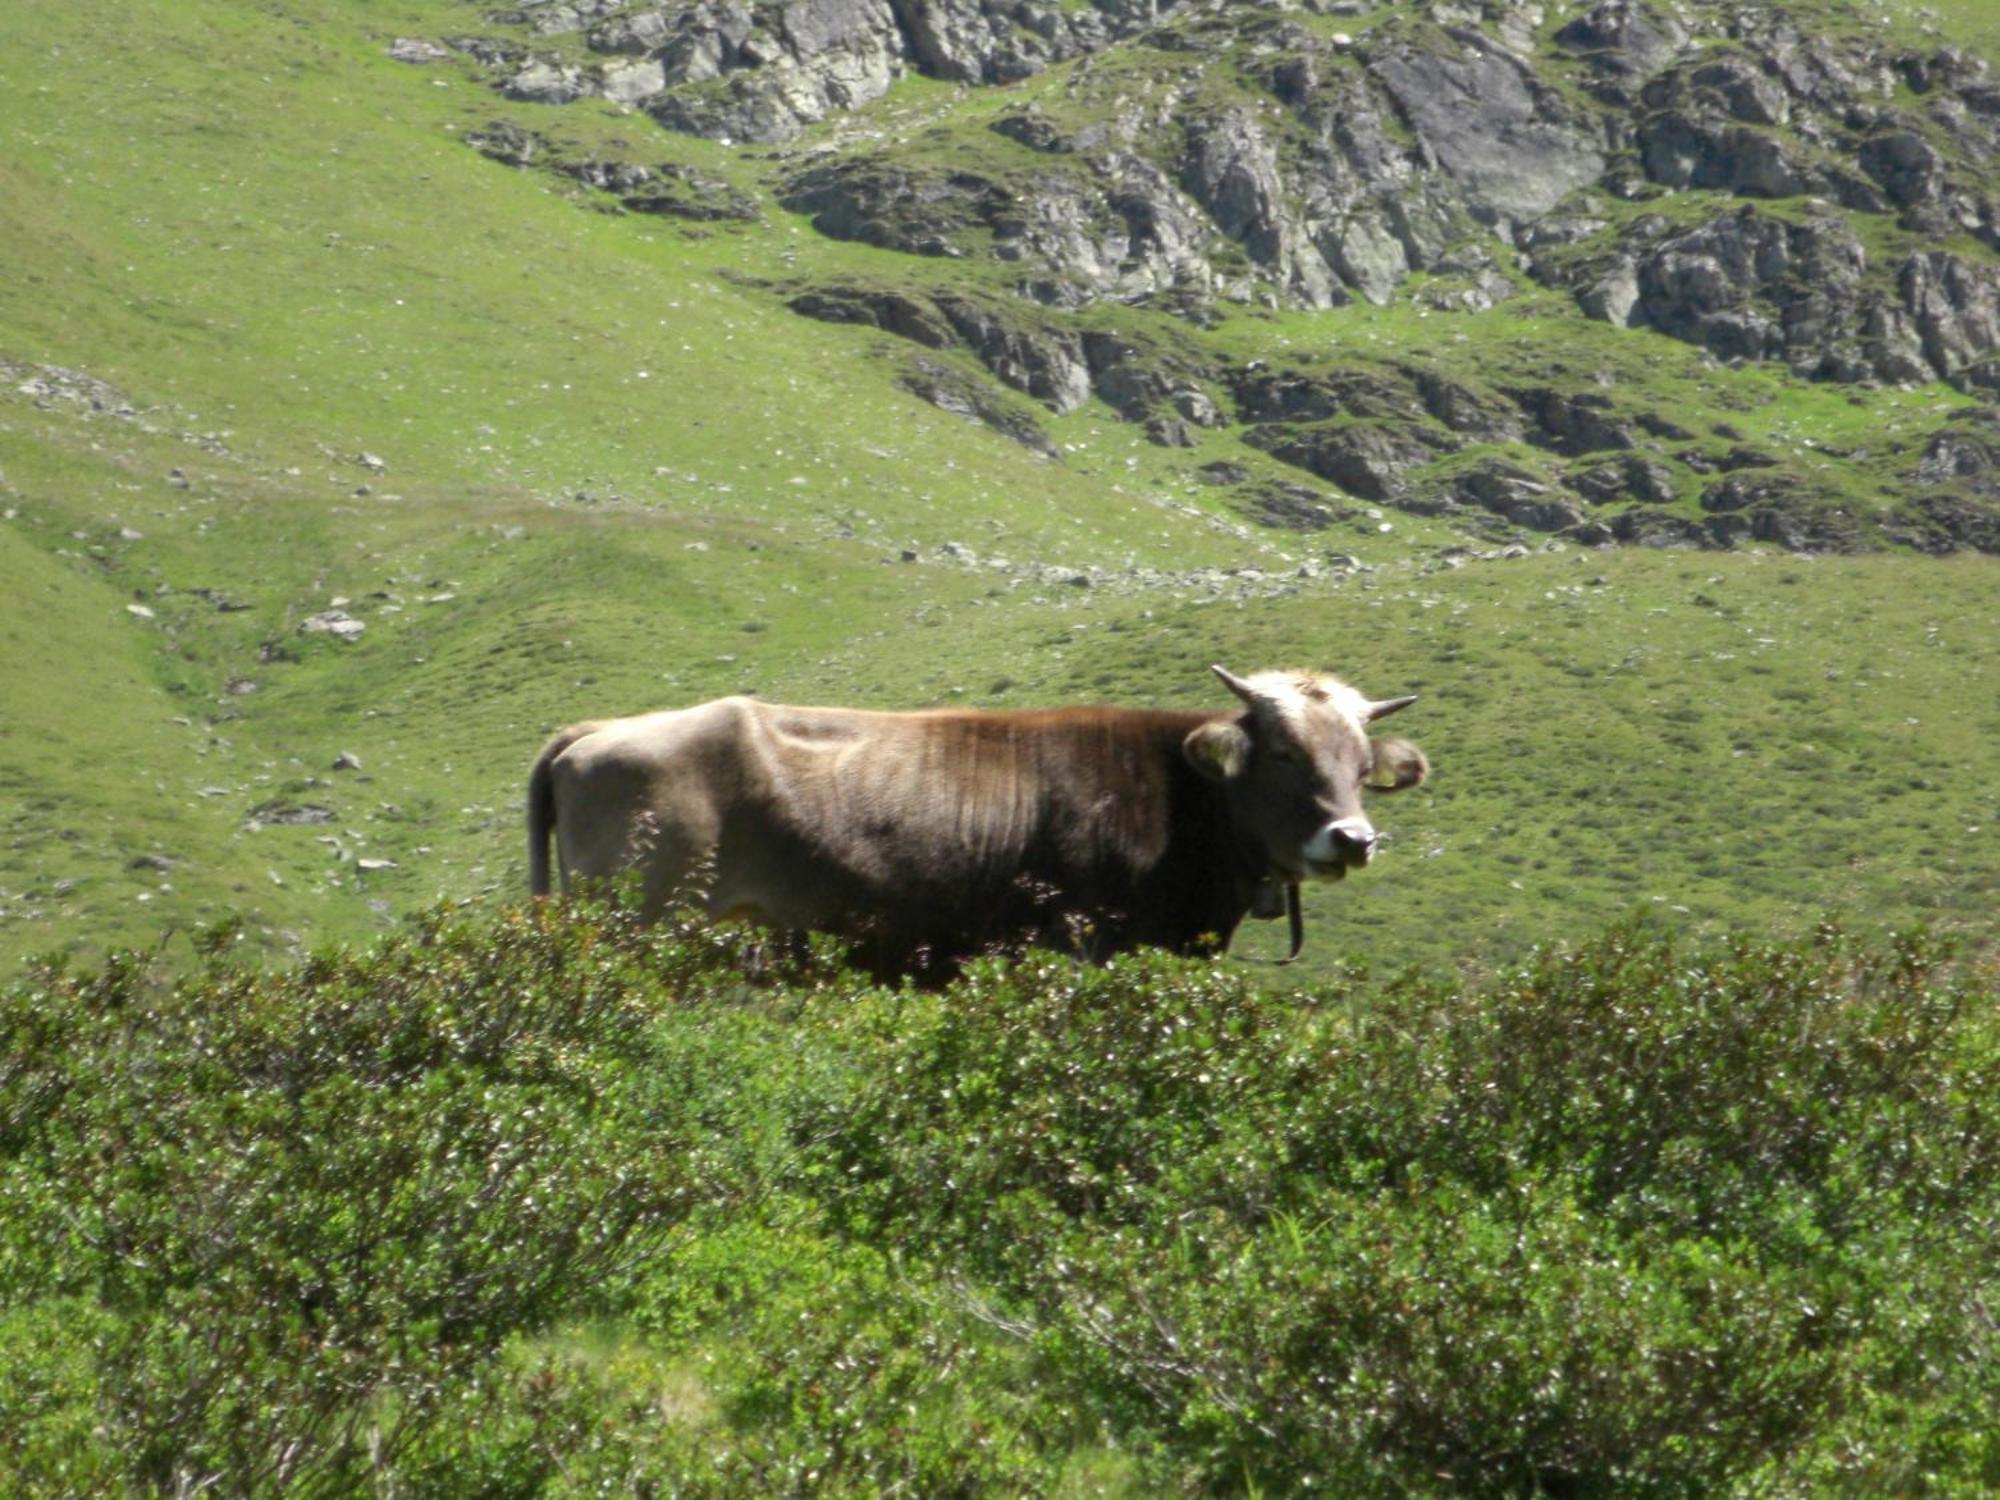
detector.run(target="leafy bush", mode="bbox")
[818,923,2000,1494]
[2,907,1994,1494]
[0,901,729,1493]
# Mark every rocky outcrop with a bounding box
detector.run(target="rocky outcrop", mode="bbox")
[898,355,1057,456]
[1503,386,1638,456]
[486,0,1198,144]
[465,120,544,168]
[1552,0,1689,92]
[1570,454,1678,504]
[1242,420,1456,506]
[1369,27,1606,227]
[1585,209,1870,372]
[759,17,1615,311]
[1699,468,1805,515]
[1703,491,1874,553]
[466,120,760,218]
[623,0,910,143]
[1225,362,1698,520]
[1508,3,2000,383]
[1408,369,1524,442]
[778,158,1010,256]
[1885,489,2000,553]
[1001,151,1219,307]
[1889,251,2000,392]
[453,0,1999,351]
[436,0,2000,557]
[1232,366,1430,426]
[1886,411,2000,552]
[937,296,1092,412]
[1452,460,1586,533]
[1609,506,1716,549]
[786,285,954,347]
[786,283,1221,440]
[1546,205,2000,388]
[1914,418,2000,490]
[1178,106,1344,308]
[891,0,1178,86]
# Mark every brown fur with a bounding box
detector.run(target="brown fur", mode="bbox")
[528,675,1426,977]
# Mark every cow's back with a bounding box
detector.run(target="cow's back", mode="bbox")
[537,697,1239,959]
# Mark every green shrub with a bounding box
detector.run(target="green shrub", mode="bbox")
[0,900,723,1493]
[818,924,2000,1493]
[2,906,1993,1494]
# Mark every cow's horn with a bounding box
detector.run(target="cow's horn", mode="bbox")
[1365,694,1418,722]
[1211,664,1261,706]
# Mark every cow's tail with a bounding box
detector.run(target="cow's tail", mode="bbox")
[526,724,596,897]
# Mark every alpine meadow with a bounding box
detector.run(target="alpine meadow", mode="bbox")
[1,0,1996,1492]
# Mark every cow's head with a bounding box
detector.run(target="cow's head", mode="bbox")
[1183,664,1428,883]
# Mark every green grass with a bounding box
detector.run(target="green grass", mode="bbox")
[1042,548,2000,975]
[0,0,1996,976]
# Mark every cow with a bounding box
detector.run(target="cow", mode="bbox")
[526,665,1427,977]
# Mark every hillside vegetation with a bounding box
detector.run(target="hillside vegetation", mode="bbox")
[3,902,1995,1493]
[1,0,1995,975]
[2,3,1998,1491]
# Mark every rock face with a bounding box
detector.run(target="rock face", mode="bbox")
[457,2,1628,310]
[1893,252,2000,392]
[1541,205,2000,389]
[1369,29,1606,227]
[787,282,1220,440]
[440,0,2000,555]
[1513,3,2000,390]
[1453,460,1588,533]
[644,0,909,144]
[486,0,1196,143]
[1888,409,2000,551]
[456,1,1998,333]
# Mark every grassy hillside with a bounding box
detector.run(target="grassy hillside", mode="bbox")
[1052,550,1999,974]
[2,5,1998,1492]
[0,0,1995,975]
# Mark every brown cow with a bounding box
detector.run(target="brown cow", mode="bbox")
[527,666,1427,976]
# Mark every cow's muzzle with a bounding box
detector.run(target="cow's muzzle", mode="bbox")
[1301,817,1378,878]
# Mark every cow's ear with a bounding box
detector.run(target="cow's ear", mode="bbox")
[1184,720,1252,782]
[1367,737,1429,792]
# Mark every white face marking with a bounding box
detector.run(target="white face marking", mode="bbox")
[1231,670,1384,878]
[1238,669,1373,743]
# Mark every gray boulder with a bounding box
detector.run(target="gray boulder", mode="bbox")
[939,296,1094,412]
[788,285,955,348]
[1571,455,1678,504]
[1552,0,1689,86]
[504,59,590,102]
[1895,251,2000,391]
[1453,460,1586,532]
[1370,30,1605,226]
[1244,420,1451,503]
[1915,420,2000,488]
[1180,109,1343,307]
[1505,387,1636,456]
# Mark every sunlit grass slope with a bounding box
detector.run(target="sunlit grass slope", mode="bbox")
[0,0,1291,962]
[1049,550,1998,975]
[0,0,1994,973]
